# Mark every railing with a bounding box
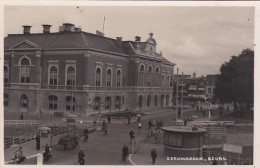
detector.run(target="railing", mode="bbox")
[4,132,37,149]
[187,121,235,127]
[5,120,39,126]
[6,83,173,92]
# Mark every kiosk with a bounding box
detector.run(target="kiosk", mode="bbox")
[161,126,207,157]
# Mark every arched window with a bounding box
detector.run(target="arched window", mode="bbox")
[4,66,9,84]
[139,95,142,108]
[4,93,8,106]
[66,96,75,111]
[96,68,101,86]
[106,69,112,87]
[67,66,75,86]
[105,97,111,110]
[21,94,28,108]
[155,67,160,86]
[116,70,121,87]
[161,74,165,87]
[49,66,58,85]
[20,58,30,83]
[139,65,145,86]
[115,96,121,109]
[48,95,58,110]
[167,75,170,87]
[161,95,164,107]
[166,95,170,107]
[147,66,152,87]
[154,95,157,106]
[147,95,151,107]
[94,97,101,111]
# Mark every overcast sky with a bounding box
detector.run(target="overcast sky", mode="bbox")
[4,6,254,76]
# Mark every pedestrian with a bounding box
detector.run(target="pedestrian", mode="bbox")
[108,116,111,123]
[84,128,89,142]
[129,129,135,143]
[78,148,85,165]
[220,110,223,117]
[151,147,157,164]
[137,113,141,122]
[227,106,230,112]
[212,159,218,165]
[20,112,24,120]
[138,122,142,134]
[148,119,152,129]
[184,118,187,126]
[36,133,40,150]
[122,145,129,162]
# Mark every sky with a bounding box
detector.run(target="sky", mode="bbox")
[4,6,254,76]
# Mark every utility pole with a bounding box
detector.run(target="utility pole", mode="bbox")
[181,72,184,120]
[175,68,179,126]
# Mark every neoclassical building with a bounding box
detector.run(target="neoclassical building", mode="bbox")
[4,23,175,116]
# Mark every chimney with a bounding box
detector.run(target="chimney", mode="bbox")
[22,25,31,34]
[42,24,52,34]
[63,23,75,32]
[135,36,141,42]
[116,37,122,47]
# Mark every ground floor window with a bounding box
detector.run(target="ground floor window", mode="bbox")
[105,97,111,110]
[21,94,28,108]
[139,95,142,108]
[166,95,169,107]
[147,95,151,107]
[66,96,75,111]
[94,97,101,111]
[154,95,157,106]
[49,95,58,110]
[4,93,8,106]
[115,96,121,109]
[161,95,164,107]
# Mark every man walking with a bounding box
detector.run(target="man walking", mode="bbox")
[151,147,157,164]
[122,145,129,163]
[129,129,135,143]
[78,148,85,165]
[20,112,24,120]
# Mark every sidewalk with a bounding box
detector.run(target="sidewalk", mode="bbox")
[129,136,209,165]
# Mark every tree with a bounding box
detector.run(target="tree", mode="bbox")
[214,49,254,112]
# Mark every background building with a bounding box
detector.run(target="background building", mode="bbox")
[4,23,175,116]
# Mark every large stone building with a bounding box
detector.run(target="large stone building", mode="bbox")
[4,23,175,116]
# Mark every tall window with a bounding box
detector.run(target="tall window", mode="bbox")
[161,95,164,107]
[116,70,121,87]
[94,97,101,111]
[21,94,28,108]
[166,95,169,107]
[167,75,170,87]
[49,66,58,85]
[154,95,157,106]
[155,67,160,86]
[4,93,8,106]
[115,96,121,109]
[4,66,9,84]
[106,69,112,86]
[105,97,111,110]
[139,65,145,86]
[161,74,165,87]
[147,66,152,87]
[147,95,151,107]
[66,96,75,111]
[67,66,75,86]
[139,95,142,108]
[20,58,30,83]
[96,68,101,86]
[48,95,57,110]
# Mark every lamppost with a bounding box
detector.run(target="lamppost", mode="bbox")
[175,68,179,126]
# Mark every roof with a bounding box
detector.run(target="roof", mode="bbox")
[4,32,127,55]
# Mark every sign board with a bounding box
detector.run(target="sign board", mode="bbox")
[223,143,243,154]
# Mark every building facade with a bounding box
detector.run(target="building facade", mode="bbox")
[4,23,175,116]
